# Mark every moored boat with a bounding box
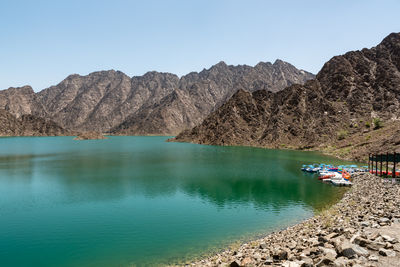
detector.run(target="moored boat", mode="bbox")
[331,179,353,186]
[302,162,356,187]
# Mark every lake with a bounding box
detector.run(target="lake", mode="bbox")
[0,136,351,266]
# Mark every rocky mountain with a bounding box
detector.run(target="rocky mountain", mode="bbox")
[0,109,72,136]
[173,32,400,161]
[0,85,46,118]
[110,60,314,135]
[37,70,179,132]
[1,60,313,136]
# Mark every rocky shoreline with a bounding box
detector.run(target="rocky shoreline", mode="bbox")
[73,131,108,140]
[176,173,400,267]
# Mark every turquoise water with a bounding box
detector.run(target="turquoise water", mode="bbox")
[0,136,351,266]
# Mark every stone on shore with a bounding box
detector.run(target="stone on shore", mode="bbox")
[73,131,107,140]
[379,248,396,257]
[175,173,400,267]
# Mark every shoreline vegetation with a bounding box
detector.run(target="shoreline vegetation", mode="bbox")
[173,173,400,267]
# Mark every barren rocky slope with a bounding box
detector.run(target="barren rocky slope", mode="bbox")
[109,60,314,135]
[174,32,400,162]
[37,70,180,132]
[0,60,313,135]
[0,85,46,118]
[0,109,72,136]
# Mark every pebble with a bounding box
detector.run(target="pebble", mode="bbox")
[352,244,369,257]
[382,234,397,243]
[361,221,370,227]
[379,247,396,257]
[368,254,379,261]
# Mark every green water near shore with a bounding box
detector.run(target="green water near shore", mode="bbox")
[0,136,352,266]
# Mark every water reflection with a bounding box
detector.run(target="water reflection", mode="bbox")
[0,138,347,212]
[0,137,352,267]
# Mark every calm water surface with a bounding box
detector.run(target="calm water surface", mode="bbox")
[0,136,352,266]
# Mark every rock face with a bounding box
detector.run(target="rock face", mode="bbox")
[111,60,314,135]
[1,61,313,136]
[173,32,400,161]
[37,70,180,132]
[0,109,72,136]
[0,60,312,137]
[0,86,46,118]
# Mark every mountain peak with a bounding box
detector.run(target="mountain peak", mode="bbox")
[255,61,273,68]
[0,86,36,98]
[0,85,45,119]
[141,71,178,79]
[63,70,127,82]
[273,59,287,65]
[87,70,124,77]
[378,32,400,54]
[4,85,34,93]
[210,61,228,70]
[216,60,227,66]
[273,59,297,69]
[380,32,400,45]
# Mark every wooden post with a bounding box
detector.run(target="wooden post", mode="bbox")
[380,154,383,177]
[386,152,389,176]
[394,152,397,178]
[368,153,371,172]
[375,154,378,176]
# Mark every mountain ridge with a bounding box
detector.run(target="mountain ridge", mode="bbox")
[1,59,314,136]
[173,32,400,161]
[110,59,314,135]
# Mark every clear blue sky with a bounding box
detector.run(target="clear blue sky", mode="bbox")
[1,0,399,91]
